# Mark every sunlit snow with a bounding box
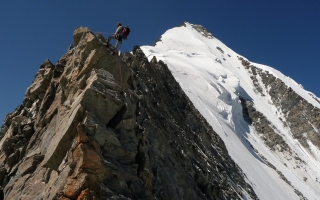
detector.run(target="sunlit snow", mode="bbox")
[141,22,320,200]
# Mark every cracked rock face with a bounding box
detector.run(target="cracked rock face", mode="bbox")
[0,27,257,200]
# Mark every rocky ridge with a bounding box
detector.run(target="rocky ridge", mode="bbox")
[238,57,320,199]
[139,22,320,199]
[0,27,257,199]
[239,57,320,155]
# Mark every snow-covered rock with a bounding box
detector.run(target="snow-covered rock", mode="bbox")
[142,22,320,200]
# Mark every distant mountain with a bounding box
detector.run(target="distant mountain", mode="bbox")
[141,22,320,199]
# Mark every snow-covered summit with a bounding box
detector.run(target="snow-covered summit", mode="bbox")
[141,22,320,200]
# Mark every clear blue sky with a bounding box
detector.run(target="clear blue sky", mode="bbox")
[1,1,320,122]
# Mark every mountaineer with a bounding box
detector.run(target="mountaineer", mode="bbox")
[107,22,130,50]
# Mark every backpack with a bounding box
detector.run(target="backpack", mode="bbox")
[121,26,130,39]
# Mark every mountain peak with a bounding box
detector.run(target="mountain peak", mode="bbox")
[142,23,320,199]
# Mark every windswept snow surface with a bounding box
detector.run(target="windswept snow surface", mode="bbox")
[141,22,320,199]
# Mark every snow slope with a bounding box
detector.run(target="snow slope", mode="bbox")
[141,22,320,199]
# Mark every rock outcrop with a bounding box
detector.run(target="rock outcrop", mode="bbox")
[0,27,257,199]
[238,57,320,155]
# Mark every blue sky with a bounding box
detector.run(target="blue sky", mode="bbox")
[1,1,320,122]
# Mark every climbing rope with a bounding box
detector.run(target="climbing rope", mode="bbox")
[94,31,113,35]
[117,44,123,89]
[93,31,124,90]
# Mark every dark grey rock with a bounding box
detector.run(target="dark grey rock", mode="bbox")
[243,63,320,152]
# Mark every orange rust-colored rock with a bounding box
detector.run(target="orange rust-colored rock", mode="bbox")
[58,196,71,200]
[63,173,89,199]
[62,123,108,199]
[74,144,102,172]
[77,188,99,200]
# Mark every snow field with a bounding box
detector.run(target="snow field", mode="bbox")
[141,22,320,199]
